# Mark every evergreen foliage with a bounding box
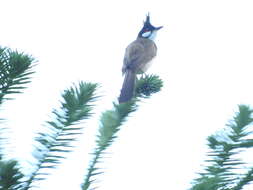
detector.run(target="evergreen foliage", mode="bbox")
[0,160,24,190]
[136,74,163,97]
[82,101,137,190]
[0,47,35,105]
[0,47,35,190]
[190,105,253,190]
[0,46,163,190]
[82,75,162,189]
[24,82,99,189]
[2,45,253,190]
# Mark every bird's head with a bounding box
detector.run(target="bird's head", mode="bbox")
[138,13,163,40]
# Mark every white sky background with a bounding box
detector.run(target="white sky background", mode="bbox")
[0,0,253,189]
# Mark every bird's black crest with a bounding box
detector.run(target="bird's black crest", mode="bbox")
[138,13,162,38]
[142,13,156,31]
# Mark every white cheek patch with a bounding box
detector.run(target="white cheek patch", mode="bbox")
[149,31,157,41]
[142,31,151,38]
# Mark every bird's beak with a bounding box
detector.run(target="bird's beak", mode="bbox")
[155,26,163,30]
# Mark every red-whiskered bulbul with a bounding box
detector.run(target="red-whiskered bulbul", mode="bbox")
[119,14,162,103]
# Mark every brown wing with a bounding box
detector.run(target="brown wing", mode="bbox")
[122,40,145,74]
[122,38,157,74]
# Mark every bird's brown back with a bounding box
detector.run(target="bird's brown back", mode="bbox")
[122,38,157,74]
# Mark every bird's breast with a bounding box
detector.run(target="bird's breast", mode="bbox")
[137,56,156,74]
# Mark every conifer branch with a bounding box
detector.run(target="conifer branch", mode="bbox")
[82,101,137,190]
[24,82,99,189]
[233,168,253,190]
[0,47,35,190]
[0,46,35,157]
[0,47,35,105]
[190,105,253,190]
[82,74,163,190]
[135,74,163,98]
[0,160,24,190]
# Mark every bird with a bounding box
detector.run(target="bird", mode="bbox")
[118,14,162,103]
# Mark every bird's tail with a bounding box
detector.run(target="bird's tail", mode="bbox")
[119,70,136,103]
